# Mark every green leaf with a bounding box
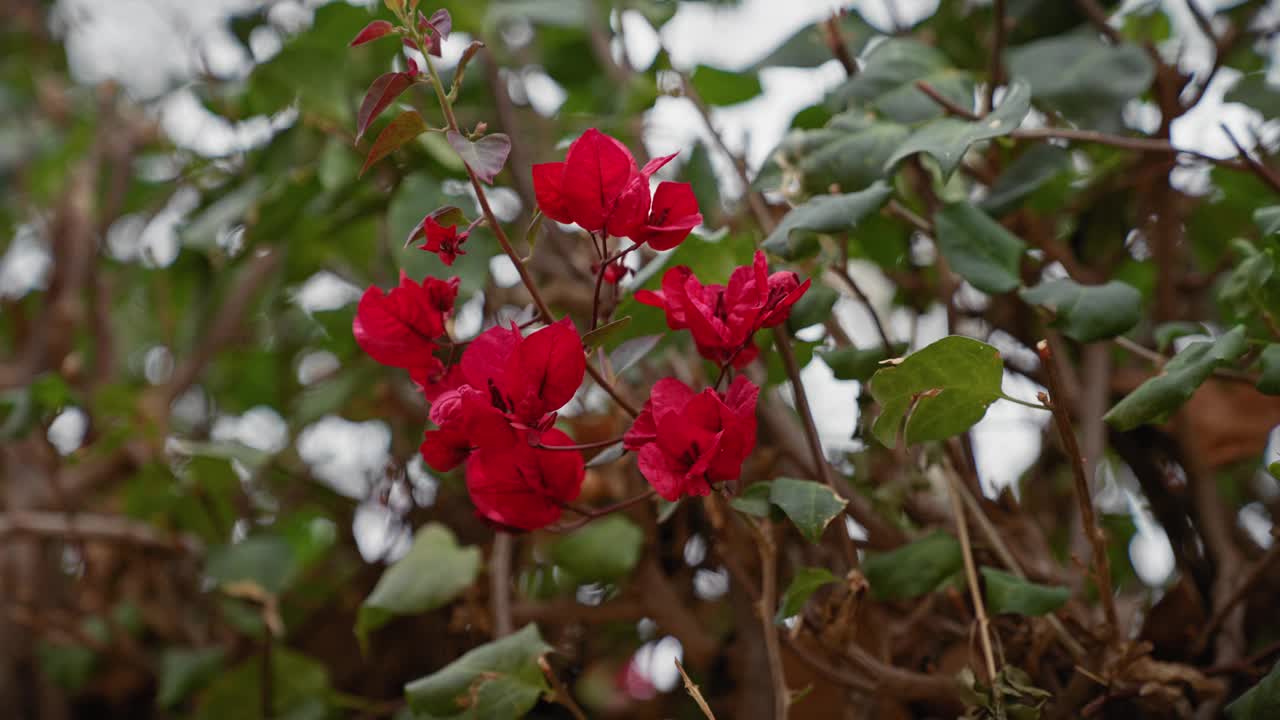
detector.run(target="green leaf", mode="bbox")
[690,64,762,106]
[1006,33,1154,129]
[769,477,848,543]
[1020,278,1142,343]
[933,201,1027,294]
[763,182,892,260]
[608,334,662,375]
[749,10,876,70]
[1256,206,1280,237]
[360,110,430,175]
[827,39,972,123]
[405,624,551,719]
[551,515,644,583]
[1154,321,1206,352]
[868,336,1004,448]
[1104,326,1249,430]
[205,534,298,596]
[356,524,481,649]
[979,144,1070,215]
[1257,344,1280,396]
[583,316,631,351]
[817,343,907,382]
[1227,659,1280,719]
[787,281,839,330]
[980,567,1069,616]
[194,648,329,720]
[1226,73,1280,120]
[730,482,773,518]
[885,78,1031,178]
[791,119,910,195]
[157,648,227,709]
[864,531,963,601]
[775,567,839,624]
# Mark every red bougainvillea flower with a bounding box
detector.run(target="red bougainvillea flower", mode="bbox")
[403,8,451,57]
[418,318,587,530]
[630,182,702,251]
[532,128,680,240]
[416,216,469,266]
[353,272,458,378]
[466,428,584,531]
[635,250,809,368]
[623,375,759,501]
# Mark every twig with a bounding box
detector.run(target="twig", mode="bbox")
[915,80,978,120]
[0,510,203,553]
[675,658,717,719]
[1193,541,1280,654]
[1072,0,1122,43]
[1011,127,1246,169]
[532,435,625,452]
[820,13,857,76]
[262,631,274,719]
[679,72,772,227]
[1220,122,1280,195]
[752,520,790,718]
[538,657,588,720]
[548,490,656,533]
[1113,336,1256,384]
[491,532,513,637]
[984,0,1007,115]
[943,466,999,681]
[829,265,893,351]
[1036,340,1119,641]
[883,199,932,234]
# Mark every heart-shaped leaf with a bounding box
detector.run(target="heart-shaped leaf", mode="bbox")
[360,110,428,177]
[769,477,848,543]
[447,131,512,184]
[868,336,1005,448]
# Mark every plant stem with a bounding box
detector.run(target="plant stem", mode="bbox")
[553,489,656,532]
[533,436,625,452]
[1036,340,1119,640]
[538,657,588,720]
[753,520,790,719]
[491,532,513,637]
[943,466,999,682]
[675,658,718,719]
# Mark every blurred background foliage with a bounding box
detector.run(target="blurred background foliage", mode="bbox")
[3,0,1280,718]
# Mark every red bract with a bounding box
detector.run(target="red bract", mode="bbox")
[623,375,759,501]
[418,318,587,531]
[466,428,583,531]
[349,20,394,47]
[417,216,469,266]
[635,250,810,368]
[353,272,458,377]
[631,182,702,250]
[532,128,682,241]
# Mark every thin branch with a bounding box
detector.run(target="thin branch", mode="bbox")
[0,511,203,553]
[884,199,932,234]
[752,520,790,719]
[829,265,893,351]
[944,466,999,681]
[675,658,717,719]
[984,0,1007,115]
[1072,0,1123,43]
[1194,541,1280,654]
[821,12,857,76]
[532,435,624,452]
[915,80,978,120]
[491,532,514,637]
[538,657,588,720]
[679,72,772,228]
[548,490,655,533]
[1113,335,1256,384]
[1036,340,1119,640]
[1220,122,1280,195]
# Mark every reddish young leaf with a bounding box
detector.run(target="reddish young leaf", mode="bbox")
[356,71,414,142]
[360,110,428,176]
[349,20,394,47]
[446,131,511,184]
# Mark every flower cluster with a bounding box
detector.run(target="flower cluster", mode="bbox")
[533,128,702,250]
[352,109,811,529]
[624,376,759,501]
[637,250,810,368]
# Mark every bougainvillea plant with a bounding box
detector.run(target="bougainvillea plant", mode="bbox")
[350,8,780,533]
